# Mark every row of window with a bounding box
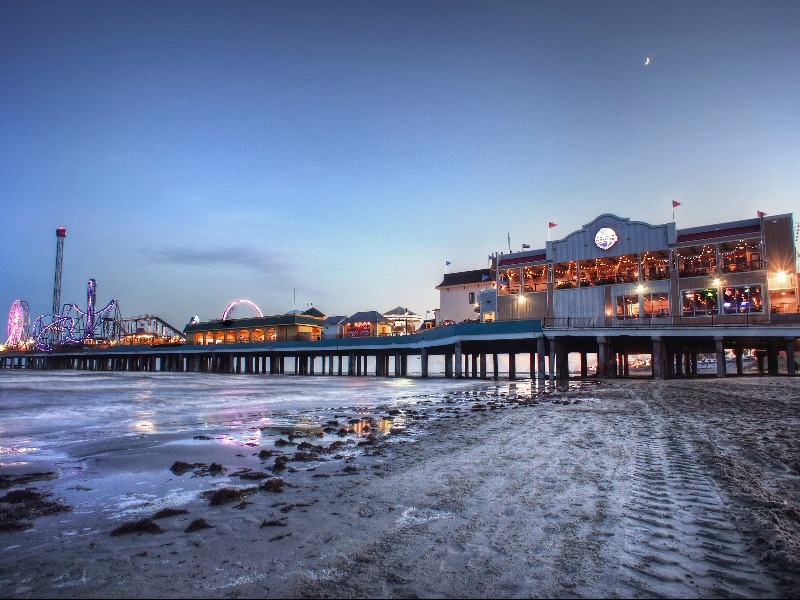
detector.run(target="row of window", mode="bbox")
[614,285,763,319]
[194,329,278,344]
[498,241,764,295]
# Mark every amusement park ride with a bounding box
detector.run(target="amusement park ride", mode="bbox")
[3,227,185,353]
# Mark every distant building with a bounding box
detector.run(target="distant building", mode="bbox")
[185,307,325,344]
[322,315,347,339]
[436,269,493,324]
[382,306,423,335]
[342,311,392,338]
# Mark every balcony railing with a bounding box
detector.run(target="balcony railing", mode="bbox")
[541,312,800,328]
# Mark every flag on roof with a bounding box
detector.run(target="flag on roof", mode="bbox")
[522,243,530,249]
[445,261,452,265]
[548,222,557,228]
[757,210,766,218]
[672,200,681,208]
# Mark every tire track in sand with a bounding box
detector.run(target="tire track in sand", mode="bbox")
[615,388,779,598]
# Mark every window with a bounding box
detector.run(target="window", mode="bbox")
[523,265,548,292]
[554,262,577,289]
[616,295,639,319]
[722,285,763,314]
[579,254,638,287]
[641,251,669,281]
[497,268,520,295]
[677,246,717,277]
[682,288,718,316]
[643,293,669,317]
[720,241,762,274]
[468,292,475,304]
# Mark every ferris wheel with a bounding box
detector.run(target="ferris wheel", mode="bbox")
[6,300,30,347]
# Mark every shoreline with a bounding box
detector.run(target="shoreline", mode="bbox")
[2,377,800,598]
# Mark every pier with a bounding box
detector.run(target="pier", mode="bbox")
[2,319,799,379]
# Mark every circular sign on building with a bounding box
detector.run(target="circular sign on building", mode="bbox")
[594,227,619,250]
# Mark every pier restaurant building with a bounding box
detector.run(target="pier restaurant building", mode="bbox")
[185,309,325,345]
[490,213,797,325]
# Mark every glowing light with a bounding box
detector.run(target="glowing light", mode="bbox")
[712,278,721,287]
[6,300,30,347]
[775,270,788,284]
[594,228,619,250]
[32,280,119,351]
[222,299,264,320]
[636,284,644,293]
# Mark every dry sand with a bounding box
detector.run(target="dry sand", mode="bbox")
[2,377,800,598]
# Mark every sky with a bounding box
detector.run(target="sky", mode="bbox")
[1,0,799,331]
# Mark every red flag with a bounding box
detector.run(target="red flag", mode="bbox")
[757,210,766,218]
[672,200,681,208]
[548,222,557,228]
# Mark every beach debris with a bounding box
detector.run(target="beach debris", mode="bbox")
[234,469,270,480]
[0,488,72,532]
[193,435,213,440]
[262,478,285,493]
[169,461,226,477]
[258,449,277,459]
[152,508,190,520]
[341,465,359,474]
[268,532,292,542]
[169,461,203,475]
[272,456,289,473]
[297,441,324,452]
[184,518,214,532]
[202,487,257,506]
[274,502,312,513]
[0,472,58,489]
[274,438,294,447]
[327,440,346,452]
[260,519,287,527]
[111,518,164,536]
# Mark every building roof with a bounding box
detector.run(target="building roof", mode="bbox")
[323,315,347,325]
[184,313,323,333]
[383,306,420,317]
[498,250,547,267]
[343,311,390,324]
[436,269,493,288]
[676,217,761,243]
[302,307,325,318]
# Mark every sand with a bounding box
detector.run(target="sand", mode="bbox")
[1,377,800,598]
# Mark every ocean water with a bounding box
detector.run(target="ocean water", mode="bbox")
[0,370,515,467]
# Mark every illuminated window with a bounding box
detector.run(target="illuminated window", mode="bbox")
[553,262,577,289]
[643,293,670,318]
[615,295,639,319]
[682,288,718,316]
[498,268,520,295]
[523,265,547,292]
[722,285,763,314]
[678,246,717,277]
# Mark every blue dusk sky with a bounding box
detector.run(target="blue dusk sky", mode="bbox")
[1,0,799,329]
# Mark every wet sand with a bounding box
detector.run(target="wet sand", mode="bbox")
[2,377,799,598]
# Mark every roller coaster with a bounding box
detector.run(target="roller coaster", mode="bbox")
[29,279,184,351]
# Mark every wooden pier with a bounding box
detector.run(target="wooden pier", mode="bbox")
[2,320,799,379]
